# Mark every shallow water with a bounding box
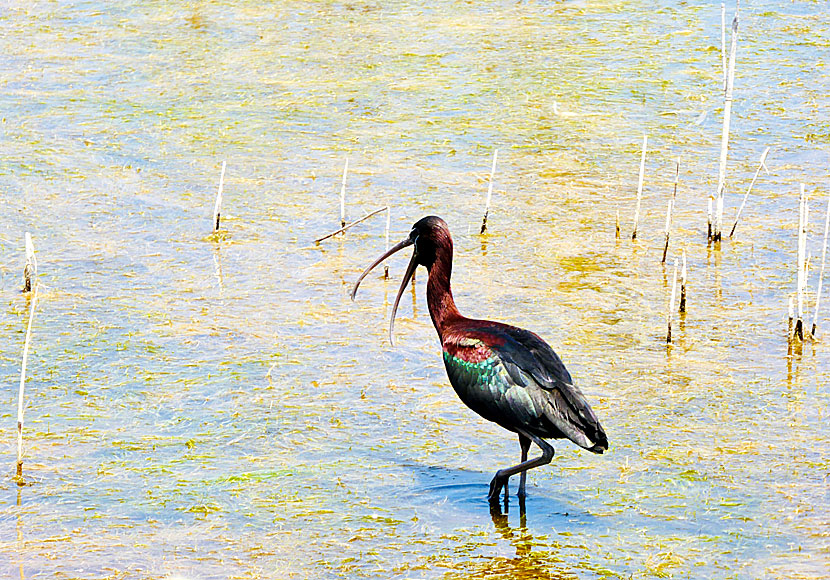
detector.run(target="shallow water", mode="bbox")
[1,1,829,578]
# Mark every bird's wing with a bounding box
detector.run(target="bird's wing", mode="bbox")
[484,325,608,451]
[442,334,548,429]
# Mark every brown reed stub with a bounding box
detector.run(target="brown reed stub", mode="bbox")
[615,209,620,239]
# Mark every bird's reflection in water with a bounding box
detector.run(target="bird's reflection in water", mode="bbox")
[478,496,575,580]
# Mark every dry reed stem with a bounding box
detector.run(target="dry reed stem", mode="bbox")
[721,3,727,93]
[795,185,807,341]
[707,198,713,242]
[340,158,349,228]
[680,249,687,313]
[16,282,39,480]
[661,161,680,263]
[23,232,37,293]
[315,206,388,244]
[668,258,678,343]
[480,149,498,234]
[632,135,647,239]
[615,209,620,239]
[788,295,794,338]
[812,192,830,337]
[729,146,770,238]
[213,160,226,232]
[715,9,739,241]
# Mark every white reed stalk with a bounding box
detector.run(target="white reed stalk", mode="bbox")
[795,185,807,340]
[23,232,37,293]
[661,199,673,263]
[668,258,678,343]
[384,206,391,279]
[213,160,226,232]
[730,146,770,238]
[707,197,713,241]
[721,3,727,93]
[661,161,679,263]
[480,149,498,234]
[715,10,739,241]
[632,135,647,239]
[16,282,38,478]
[340,158,349,228]
[812,192,830,337]
[680,248,687,313]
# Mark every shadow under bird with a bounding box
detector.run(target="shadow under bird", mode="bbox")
[351,216,608,504]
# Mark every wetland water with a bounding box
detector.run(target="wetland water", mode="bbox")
[1,1,829,578]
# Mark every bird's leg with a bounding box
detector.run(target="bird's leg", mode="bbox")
[488,430,554,504]
[517,433,532,500]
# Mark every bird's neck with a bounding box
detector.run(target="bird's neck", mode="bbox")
[425,248,462,337]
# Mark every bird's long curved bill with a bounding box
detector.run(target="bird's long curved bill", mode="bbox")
[351,237,417,346]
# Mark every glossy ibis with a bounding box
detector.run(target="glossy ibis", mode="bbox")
[351,216,607,504]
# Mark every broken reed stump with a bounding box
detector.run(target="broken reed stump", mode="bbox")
[615,209,620,239]
[632,135,648,240]
[16,282,39,481]
[480,149,498,234]
[340,157,349,228]
[680,249,687,313]
[812,192,830,337]
[730,146,771,238]
[667,258,678,343]
[23,232,37,293]
[213,160,226,232]
[714,7,740,241]
[314,206,388,244]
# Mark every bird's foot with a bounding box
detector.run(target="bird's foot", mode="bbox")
[487,474,505,504]
[488,470,510,505]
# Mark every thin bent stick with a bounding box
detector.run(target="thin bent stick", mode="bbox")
[481,149,498,234]
[315,206,388,244]
[213,160,226,232]
[632,135,647,239]
[16,283,39,479]
[730,146,770,238]
[661,160,680,263]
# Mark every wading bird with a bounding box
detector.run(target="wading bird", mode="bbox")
[351,216,607,504]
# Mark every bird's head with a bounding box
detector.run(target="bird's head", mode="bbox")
[351,215,453,345]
